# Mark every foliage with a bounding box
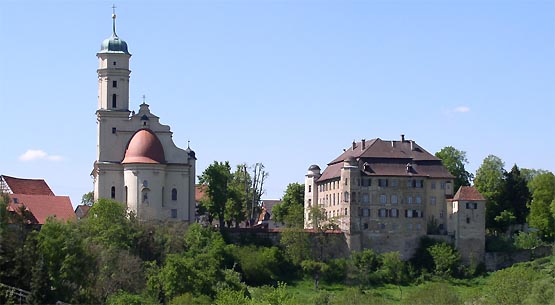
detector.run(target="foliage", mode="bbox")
[527,172,555,240]
[435,146,473,192]
[229,245,285,285]
[272,183,305,227]
[514,231,544,250]
[82,198,135,250]
[403,282,461,305]
[169,293,212,305]
[301,260,329,289]
[485,264,538,305]
[81,191,94,205]
[199,161,232,229]
[474,155,506,231]
[351,249,381,285]
[499,165,530,225]
[427,243,460,278]
[106,291,158,305]
[279,228,311,265]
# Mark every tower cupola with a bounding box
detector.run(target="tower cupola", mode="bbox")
[99,12,130,54]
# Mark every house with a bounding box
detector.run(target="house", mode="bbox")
[0,175,76,224]
[255,199,282,229]
[304,136,485,261]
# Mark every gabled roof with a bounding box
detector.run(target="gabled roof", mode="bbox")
[453,186,485,201]
[317,138,453,182]
[8,194,76,224]
[329,138,439,165]
[1,175,54,196]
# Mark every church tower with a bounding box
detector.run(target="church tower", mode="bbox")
[92,11,197,222]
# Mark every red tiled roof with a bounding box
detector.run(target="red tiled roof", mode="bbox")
[8,194,76,224]
[122,129,166,164]
[74,205,91,219]
[330,138,439,164]
[195,184,207,202]
[453,186,485,201]
[1,175,54,196]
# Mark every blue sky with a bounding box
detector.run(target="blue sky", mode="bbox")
[0,0,553,206]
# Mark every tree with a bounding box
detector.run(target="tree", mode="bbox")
[82,198,135,250]
[272,183,304,227]
[499,165,530,225]
[199,161,232,229]
[301,260,328,289]
[486,264,538,305]
[435,146,473,192]
[527,172,555,240]
[474,155,506,232]
[379,252,407,299]
[81,191,94,205]
[427,243,460,278]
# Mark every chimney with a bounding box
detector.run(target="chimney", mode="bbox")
[352,140,356,150]
[401,134,405,142]
[361,139,366,150]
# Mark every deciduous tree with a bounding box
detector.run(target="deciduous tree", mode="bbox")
[199,161,232,229]
[272,183,304,227]
[435,146,473,192]
[527,172,555,240]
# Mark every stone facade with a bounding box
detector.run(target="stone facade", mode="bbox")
[92,14,196,222]
[305,136,485,261]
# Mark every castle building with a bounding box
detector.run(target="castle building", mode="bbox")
[305,136,485,261]
[92,13,196,222]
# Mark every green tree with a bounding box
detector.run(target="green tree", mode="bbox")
[427,243,460,278]
[351,249,381,286]
[435,146,473,192]
[499,165,531,225]
[272,183,305,227]
[81,191,94,205]
[301,260,329,289]
[527,172,555,240]
[279,227,311,265]
[81,198,135,250]
[379,252,408,299]
[486,264,538,305]
[199,161,232,229]
[474,155,506,232]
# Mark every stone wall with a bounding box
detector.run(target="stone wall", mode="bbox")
[485,245,554,271]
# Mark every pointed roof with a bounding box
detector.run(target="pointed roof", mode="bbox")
[1,175,54,196]
[453,186,485,201]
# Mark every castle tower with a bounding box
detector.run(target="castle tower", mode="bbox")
[304,164,321,228]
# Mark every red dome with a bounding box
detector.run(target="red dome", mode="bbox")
[122,129,165,164]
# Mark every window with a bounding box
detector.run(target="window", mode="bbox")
[113,61,117,65]
[439,223,445,230]
[364,223,369,230]
[344,208,348,216]
[391,194,398,204]
[362,178,371,187]
[345,178,348,185]
[333,193,336,206]
[112,80,117,88]
[415,195,422,205]
[379,208,387,217]
[380,194,387,204]
[466,217,470,224]
[13,198,18,203]
[406,209,413,218]
[111,186,116,199]
[142,191,149,204]
[143,180,148,187]
[379,223,386,230]
[308,199,312,207]
[171,209,177,218]
[378,179,388,187]
[362,193,369,204]
[362,208,370,217]
[309,185,312,192]
[112,94,117,108]
[431,182,436,189]
[391,179,399,188]
[172,188,178,201]
[440,182,446,190]
[407,196,413,204]
[390,208,399,218]
[407,223,413,230]
[466,202,478,209]
[413,180,423,188]
[440,210,444,218]
[416,223,422,230]
[430,196,437,205]
[111,127,116,134]
[344,191,349,202]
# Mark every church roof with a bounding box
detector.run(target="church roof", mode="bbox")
[122,129,166,164]
[1,175,54,195]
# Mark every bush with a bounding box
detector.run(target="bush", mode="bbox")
[322,258,348,283]
[230,245,286,285]
[106,291,158,305]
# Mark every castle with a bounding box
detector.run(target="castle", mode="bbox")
[92,13,196,222]
[305,136,485,262]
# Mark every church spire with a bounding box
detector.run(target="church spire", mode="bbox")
[112,4,118,37]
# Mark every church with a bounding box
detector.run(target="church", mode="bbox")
[92,12,196,222]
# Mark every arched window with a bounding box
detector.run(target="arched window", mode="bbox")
[111,186,116,199]
[307,199,312,207]
[142,190,149,204]
[344,191,349,202]
[171,188,178,201]
[112,94,117,108]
